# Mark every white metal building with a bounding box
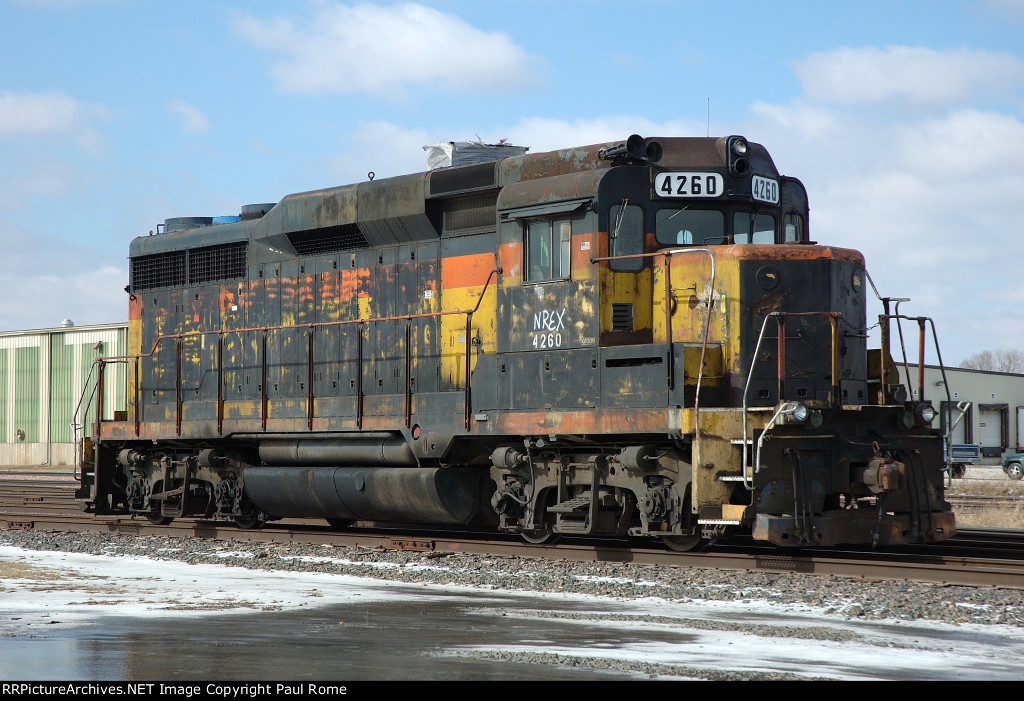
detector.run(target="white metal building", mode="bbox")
[0,322,128,468]
[904,363,1024,461]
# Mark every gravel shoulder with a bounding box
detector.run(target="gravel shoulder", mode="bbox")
[2,528,1022,628]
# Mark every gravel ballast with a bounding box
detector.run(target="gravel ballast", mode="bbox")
[1,528,1021,628]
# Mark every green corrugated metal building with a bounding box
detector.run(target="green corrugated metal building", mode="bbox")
[0,322,127,468]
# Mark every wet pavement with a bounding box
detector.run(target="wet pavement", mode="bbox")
[4,592,647,681]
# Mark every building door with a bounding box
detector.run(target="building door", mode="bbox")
[978,404,1008,458]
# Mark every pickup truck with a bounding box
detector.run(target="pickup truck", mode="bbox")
[1002,452,1024,480]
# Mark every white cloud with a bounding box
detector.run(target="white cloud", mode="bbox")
[318,117,709,184]
[0,90,104,137]
[749,72,1024,363]
[0,161,76,208]
[985,0,1024,21]
[0,215,127,330]
[0,264,126,331]
[487,116,705,156]
[232,2,542,98]
[325,120,436,180]
[793,46,1024,108]
[167,99,210,133]
[0,91,108,165]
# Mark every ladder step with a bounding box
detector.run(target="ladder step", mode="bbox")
[697,519,741,525]
[548,496,590,514]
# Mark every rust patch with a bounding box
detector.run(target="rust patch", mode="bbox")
[749,287,790,317]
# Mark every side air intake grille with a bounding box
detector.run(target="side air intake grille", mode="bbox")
[287,224,369,255]
[188,242,247,285]
[429,162,497,196]
[443,194,497,232]
[612,303,633,332]
[131,251,186,291]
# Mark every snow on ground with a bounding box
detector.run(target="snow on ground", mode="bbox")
[2,545,1024,681]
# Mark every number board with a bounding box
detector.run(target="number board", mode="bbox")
[653,172,724,198]
[751,175,779,204]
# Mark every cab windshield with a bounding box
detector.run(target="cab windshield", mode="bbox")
[655,207,788,246]
[655,208,725,246]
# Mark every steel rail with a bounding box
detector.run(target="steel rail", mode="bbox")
[3,476,1023,589]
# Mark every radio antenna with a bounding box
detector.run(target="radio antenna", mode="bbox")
[707,98,710,137]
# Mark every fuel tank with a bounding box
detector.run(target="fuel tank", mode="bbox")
[242,466,496,525]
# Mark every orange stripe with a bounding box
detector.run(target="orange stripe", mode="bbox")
[441,252,496,289]
[497,242,522,284]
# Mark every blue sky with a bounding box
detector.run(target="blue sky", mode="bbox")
[1,0,1023,366]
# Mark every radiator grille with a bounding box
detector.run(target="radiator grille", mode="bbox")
[131,251,186,291]
[188,242,247,285]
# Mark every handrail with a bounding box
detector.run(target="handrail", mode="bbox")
[88,268,502,436]
[70,358,103,478]
[944,401,972,485]
[741,311,842,489]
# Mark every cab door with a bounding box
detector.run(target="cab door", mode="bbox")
[497,209,599,411]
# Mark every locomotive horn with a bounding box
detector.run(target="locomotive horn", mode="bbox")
[599,134,647,160]
[645,139,663,163]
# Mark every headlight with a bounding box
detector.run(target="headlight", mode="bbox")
[727,135,749,175]
[916,403,936,424]
[780,401,808,423]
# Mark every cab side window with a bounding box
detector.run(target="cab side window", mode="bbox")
[609,203,644,271]
[526,218,572,282]
[734,212,776,244]
[784,213,804,242]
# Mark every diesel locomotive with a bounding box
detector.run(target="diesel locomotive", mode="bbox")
[75,133,956,549]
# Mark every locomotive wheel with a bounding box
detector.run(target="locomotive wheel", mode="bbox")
[234,514,265,530]
[520,528,560,545]
[326,518,355,529]
[145,512,174,526]
[660,534,704,552]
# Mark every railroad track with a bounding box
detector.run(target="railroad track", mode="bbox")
[947,494,1024,515]
[3,472,1024,589]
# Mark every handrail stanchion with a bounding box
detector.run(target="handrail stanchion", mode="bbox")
[260,330,268,432]
[96,360,106,441]
[307,325,315,431]
[830,314,840,406]
[465,313,473,430]
[217,332,224,435]
[405,320,412,428]
[356,321,364,430]
[175,339,182,436]
[777,315,786,402]
[134,355,140,437]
